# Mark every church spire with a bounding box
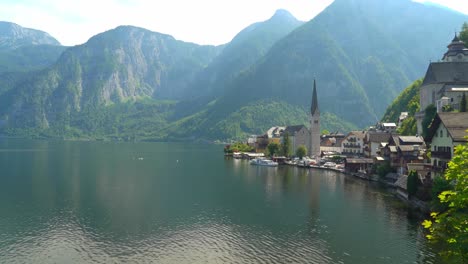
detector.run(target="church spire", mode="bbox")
[311,79,319,115]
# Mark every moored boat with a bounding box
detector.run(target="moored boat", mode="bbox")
[250,158,278,167]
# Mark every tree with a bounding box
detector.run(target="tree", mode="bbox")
[281,132,291,157]
[296,145,307,159]
[460,22,468,46]
[321,129,330,135]
[461,93,466,112]
[422,104,437,137]
[407,170,419,197]
[423,139,468,262]
[267,142,280,157]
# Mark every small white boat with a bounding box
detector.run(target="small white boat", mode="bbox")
[250,158,278,167]
[323,162,337,168]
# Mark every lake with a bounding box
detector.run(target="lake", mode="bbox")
[0,139,441,263]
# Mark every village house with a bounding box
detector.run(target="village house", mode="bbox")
[341,131,366,156]
[254,126,285,152]
[382,135,426,175]
[320,132,345,154]
[425,112,468,177]
[363,131,392,158]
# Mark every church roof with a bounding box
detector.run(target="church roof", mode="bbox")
[311,79,319,115]
[284,125,307,135]
[422,62,468,86]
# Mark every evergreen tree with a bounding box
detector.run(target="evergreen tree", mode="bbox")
[422,104,437,137]
[460,22,468,46]
[407,170,419,197]
[460,93,466,112]
[281,132,291,157]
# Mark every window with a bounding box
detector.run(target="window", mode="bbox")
[446,129,449,138]
[440,130,443,137]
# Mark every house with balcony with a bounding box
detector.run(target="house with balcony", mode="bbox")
[425,112,468,177]
[382,135,426,175]
[320,133,345,154]
[341,131,366,156]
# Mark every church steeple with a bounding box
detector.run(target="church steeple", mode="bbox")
[311,79,319,115]
[309,79,320,158]
[442,33,468,62]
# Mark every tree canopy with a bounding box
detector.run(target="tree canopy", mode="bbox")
[423,137,468,262]
[460,22,468,46]
[296,145,307,159]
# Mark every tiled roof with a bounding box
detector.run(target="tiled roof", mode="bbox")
[367,132,391,143]
[427,112,468,142]
[422,62,468,86]
[394,175,408,190]
[399,136,424,144]
[284,125,307,135]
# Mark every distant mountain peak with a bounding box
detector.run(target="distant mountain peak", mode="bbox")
[0,21,61,48]
[270,9,299,22]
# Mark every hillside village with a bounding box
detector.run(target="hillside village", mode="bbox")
[227,34,468,201]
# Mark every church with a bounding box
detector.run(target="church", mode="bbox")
[415,34,468,134]
[282,80,321,158]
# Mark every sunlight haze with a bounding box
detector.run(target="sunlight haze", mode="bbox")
[0,0,467,46]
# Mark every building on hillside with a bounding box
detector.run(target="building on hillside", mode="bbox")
[363,131,392,158]
[398,112,409,127]
[341,131,366,157]
[309,79,321,158]
[382,135,426,175]
[425,112,468,177]
[284,125,309,155]
[254,126,285,152]
[416,34,468,134]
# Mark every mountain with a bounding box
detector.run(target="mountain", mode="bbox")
[0,21,60,48]
[0,22,65,73]
[191,9,303,97]
[176,0,468,139]
[0,26,221,131]
[1,1,468,141]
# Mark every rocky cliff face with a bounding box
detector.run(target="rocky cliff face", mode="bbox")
[0,26,221,128]
[0,21,60,49]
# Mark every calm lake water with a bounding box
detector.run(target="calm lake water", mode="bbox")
[0,139,441,263]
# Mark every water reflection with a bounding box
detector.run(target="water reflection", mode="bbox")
[0,140,442,263]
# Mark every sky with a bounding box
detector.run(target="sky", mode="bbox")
[1,0,467,46]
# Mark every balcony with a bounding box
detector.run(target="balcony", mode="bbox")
[431,151,452,160]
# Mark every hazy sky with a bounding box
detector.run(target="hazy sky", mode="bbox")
[1,0,467,46]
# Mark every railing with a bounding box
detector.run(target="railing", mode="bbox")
[431,151,452,159]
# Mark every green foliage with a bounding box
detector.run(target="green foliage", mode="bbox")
[321,129,330,135]
[267,142,280,157]
[376,161,395,178]
[460,22,468,46]
[382,79,422,123]
[281,132,292,157]
[442,104,454,112]
[224,142,254,153]
[423,140,468,262]
[397,116,417,136]
[461,93,467,113]
[422,104,437,138]
[431,176,453,212]
[407,170,419,197]
[296,145,307,159]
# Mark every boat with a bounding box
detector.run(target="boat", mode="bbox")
[323,162,337,168]
[250,158,278,167]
